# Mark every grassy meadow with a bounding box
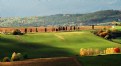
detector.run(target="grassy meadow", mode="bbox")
[111,26,121,44]
[113,26,121,31]
[113,37,121,44]
[0,31,121,66]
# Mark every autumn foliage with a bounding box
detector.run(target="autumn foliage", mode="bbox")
[80,47,121,56]
[80,48,100,56]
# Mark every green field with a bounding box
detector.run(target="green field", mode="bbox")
[0,31,121,66]
[111,26,121,44]
[111,26,121,31]
[112,37,121,44]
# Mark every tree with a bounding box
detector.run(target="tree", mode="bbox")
[92,25,94,29]
[13,29,23,35]
[25,28,27,33]
[36,28,38,32]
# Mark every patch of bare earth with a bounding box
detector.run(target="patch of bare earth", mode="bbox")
[0,57,82,66]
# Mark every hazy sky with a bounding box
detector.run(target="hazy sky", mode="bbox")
[0,0,121,17]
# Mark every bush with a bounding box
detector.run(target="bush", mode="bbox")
[92,30,104,36]
[11,52,24,61]
[80,47,121,56]
[104,34,112,40]
[97,30,104,35]
[93,29,112,39]
[104,48,115,54]
[114,47,120,53]
[99,32,108,37]
[13,29,23,35]
[80,48,101,56]
[16,53,24,60]
[103,47,121,54]
[23,54,28,59]
[11,52,18,61]
[3,57,10,62]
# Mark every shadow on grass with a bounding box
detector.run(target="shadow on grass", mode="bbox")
[76,54,121,66]
[0,37,73,59]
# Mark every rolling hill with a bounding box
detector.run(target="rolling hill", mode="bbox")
[0,10,121,27]
[0,31,121,58]
[0,31,121,66]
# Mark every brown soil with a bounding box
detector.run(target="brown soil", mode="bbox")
[0,57,82,66]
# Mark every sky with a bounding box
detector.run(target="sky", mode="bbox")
[0,0,121,17]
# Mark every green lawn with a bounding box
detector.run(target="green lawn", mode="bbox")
[0,31,121,66]
[111,26,121,44]
[112,37,121,44]
[111,26,121,31]
[77,54,121,66]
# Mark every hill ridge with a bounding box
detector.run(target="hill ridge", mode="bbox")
[0,10,121,27]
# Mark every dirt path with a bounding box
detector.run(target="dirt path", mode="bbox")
[0,57,82,66]
[54,34,65,40]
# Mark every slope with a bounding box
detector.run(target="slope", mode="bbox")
[0,10,121,27]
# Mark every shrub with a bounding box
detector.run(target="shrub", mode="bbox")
[94,49,100,54]
[11,52,18,61]
[103,47,120,54]
[13,29,23,35]
[23,54,28,59]
[80,48,121,56]
[16,53,24,60]
[3,57,10,62]
[114,47,120,53]
[11,52,24,61]
[97,30,104,35]
[80,48,101,56]
[99,32,108,37]
[105,30,111,33]
[94,29,121,40]
[80,48,87,56]
[104,48,115,54]
[104,34,112,40]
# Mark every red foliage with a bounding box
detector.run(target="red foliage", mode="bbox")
[114,48,120,53]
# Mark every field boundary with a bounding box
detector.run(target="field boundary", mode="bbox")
[0,26,112,33]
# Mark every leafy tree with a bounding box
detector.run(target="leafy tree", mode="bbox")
[13,29,23,35]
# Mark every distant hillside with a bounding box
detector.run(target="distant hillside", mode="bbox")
[0,10,121,27]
